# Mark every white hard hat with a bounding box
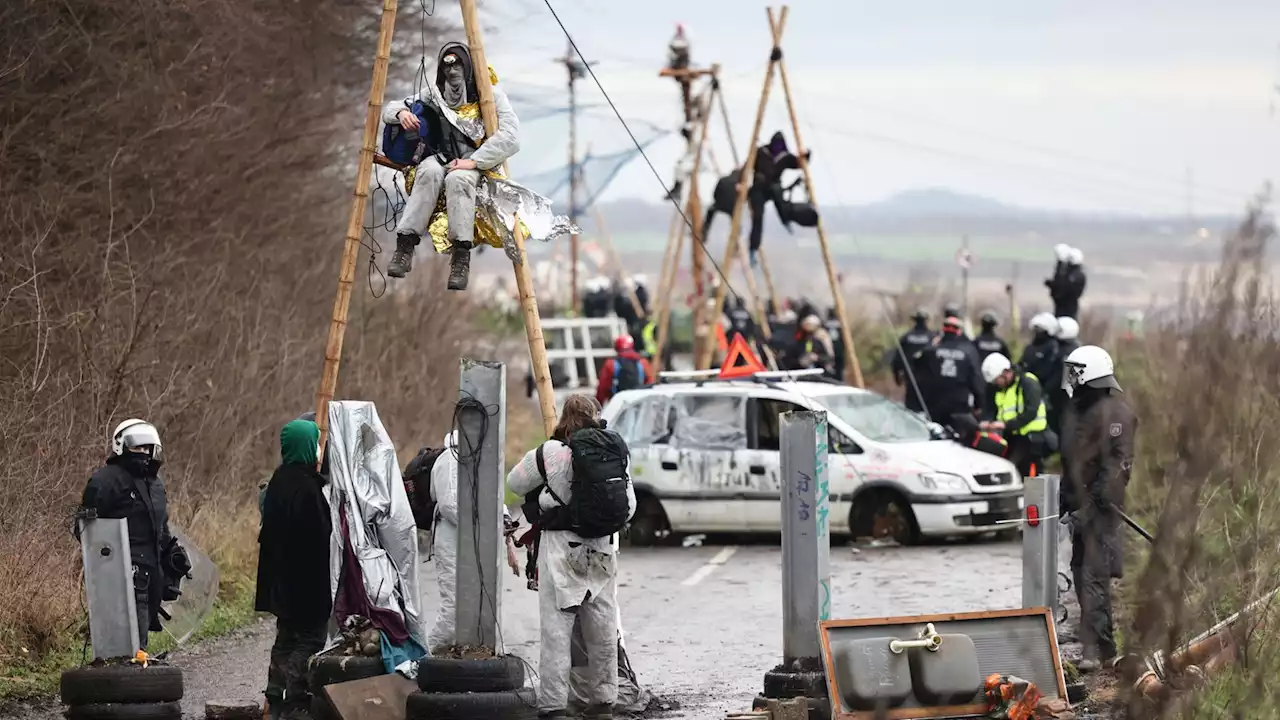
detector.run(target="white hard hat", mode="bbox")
[1029,312,1059,336]
[1064,345,1118,396]
[1056,317,1079,341]
[111,418,163,460]
[1053,243,1071,262]
[1068,247,1084,265]
[981,353,1012,383]
[800,314,821,332]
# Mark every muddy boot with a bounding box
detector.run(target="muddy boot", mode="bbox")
[582,704,613,720]
[387,233,419,278]
[447,240,473,291]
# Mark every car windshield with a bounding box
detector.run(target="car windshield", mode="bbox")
[811,391,933,443]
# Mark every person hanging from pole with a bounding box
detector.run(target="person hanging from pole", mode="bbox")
[381,42,575,290]
[702,131,815,267]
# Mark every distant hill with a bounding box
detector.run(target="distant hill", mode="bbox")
[852,187,1029,218]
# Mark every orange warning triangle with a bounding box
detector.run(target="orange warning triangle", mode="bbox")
[719,333,767,379]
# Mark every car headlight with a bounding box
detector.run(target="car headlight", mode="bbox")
[919,472,969,493]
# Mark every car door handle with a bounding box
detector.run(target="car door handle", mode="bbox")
[749,465,766,475]
[661,461,678,470]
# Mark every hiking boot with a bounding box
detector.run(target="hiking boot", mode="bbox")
[1076,656,1117,674]
[447,240,473,291]
[387,233,419,278]
[582,704,613,720]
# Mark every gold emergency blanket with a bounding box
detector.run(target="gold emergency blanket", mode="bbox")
[401,69,577,264]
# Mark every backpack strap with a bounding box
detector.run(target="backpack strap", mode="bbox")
[611,358,622,395]
[536,443,568,509]
[635,359,646,385]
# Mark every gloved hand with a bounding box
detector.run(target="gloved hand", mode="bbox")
[1090,490,1111,511]
[162,580,183,603]
[166,542,193,579]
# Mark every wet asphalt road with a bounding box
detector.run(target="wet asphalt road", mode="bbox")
[15,535,1025,720]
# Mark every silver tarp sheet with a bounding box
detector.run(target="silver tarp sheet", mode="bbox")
[324,401,426,648]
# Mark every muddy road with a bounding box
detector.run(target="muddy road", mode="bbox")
[14,536,1025,719]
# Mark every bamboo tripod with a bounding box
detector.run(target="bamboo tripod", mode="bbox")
[695,5,864,388]
[316,0,560,452]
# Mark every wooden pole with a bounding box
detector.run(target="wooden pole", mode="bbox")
[314,0,398,461]
[460,0,557,435]
[771,9,865,387]
[682,78,717,370]
[654,204,683,325]
[653,211,686,374]
[697,6,787,370]
[758,246,780,308]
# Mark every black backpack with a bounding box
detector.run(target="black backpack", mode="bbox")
[403,446,446,530]
[611,358,646,395]
[528,428,632,539]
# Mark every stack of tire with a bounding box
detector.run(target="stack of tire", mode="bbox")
[60,663,184,720]
[307,653,386,720]
[405,655,534,720]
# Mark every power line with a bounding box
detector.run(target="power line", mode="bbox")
[539,0,747,306]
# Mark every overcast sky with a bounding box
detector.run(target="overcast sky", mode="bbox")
[456,0,1280,216]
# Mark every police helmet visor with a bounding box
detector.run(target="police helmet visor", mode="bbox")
[120,424,163,462]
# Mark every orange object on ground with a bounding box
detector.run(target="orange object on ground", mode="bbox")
[984,673,1042,720]
[719,333,767,379]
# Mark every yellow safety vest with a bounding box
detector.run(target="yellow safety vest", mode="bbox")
[641,321,658,357]
[995,372,1047,435]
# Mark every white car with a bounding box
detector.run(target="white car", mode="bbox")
[601,371,1024,545]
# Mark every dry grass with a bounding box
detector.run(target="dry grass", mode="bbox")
[0,0,486,692]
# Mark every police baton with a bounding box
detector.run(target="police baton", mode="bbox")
[1118,509,1155,544]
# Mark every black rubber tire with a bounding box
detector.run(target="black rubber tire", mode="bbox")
[417,655,525,693]
[60,665,184,705]
[405,688,537,720]
[849,489,921,546]
[65,702,183,720]
[625,494,671,547]
[762,669,828,699]
[308,654,385,690]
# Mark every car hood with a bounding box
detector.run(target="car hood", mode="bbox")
[888,439,1021,489]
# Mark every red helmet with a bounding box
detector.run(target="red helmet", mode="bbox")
[614,335,635,352]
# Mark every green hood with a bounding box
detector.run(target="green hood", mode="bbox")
[280,419,320,465]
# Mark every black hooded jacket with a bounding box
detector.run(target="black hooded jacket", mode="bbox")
[255,463,333,625]
[83,456,173,569]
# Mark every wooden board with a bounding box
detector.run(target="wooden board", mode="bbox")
[322,673,417,720]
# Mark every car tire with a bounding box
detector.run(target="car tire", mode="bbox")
[625,494,671,547]
[405,688,537,720]
[416,655,525,694]
[762,669,828,698]
[60,665,184,706]
[65,702,182,720]
[311,693,339,720]
[308,654,385,690]
[849,489,921,546]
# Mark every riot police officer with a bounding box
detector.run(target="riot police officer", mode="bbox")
[974,310,1011,363]
[1061,345,1136,672]
[915,315,983,430]
[893,309,934,412]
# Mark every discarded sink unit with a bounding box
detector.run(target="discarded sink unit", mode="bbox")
[819,608,1067,720]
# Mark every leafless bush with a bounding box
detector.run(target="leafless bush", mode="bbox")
[1111,191,1280,717]
[0,0,473,671]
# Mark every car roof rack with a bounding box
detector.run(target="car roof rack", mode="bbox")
[652,367,846,389]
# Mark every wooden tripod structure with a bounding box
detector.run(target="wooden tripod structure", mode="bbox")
[694,5,864,388]
[315,0,560,456]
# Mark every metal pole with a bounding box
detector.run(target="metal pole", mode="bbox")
[961,234,971,331]
[80,518,141,658]
[780,410,832,663]
[455,359,508,649]
[1021,474,1060,614]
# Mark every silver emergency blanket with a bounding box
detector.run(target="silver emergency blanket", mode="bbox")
[324,401,427,648]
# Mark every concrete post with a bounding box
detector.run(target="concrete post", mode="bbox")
[80,517,141,659]
[780,410,832,663]
[1021,474,1061,614]
[455,359,508,650]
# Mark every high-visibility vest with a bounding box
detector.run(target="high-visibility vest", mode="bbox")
[995,372,1048,435]
[641,321,658,357]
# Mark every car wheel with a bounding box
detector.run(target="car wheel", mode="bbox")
[416,655,526,694]
[850,489,921,546]
[625,494,671,547]
[405,689,537,720]
[60,665,184,706]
